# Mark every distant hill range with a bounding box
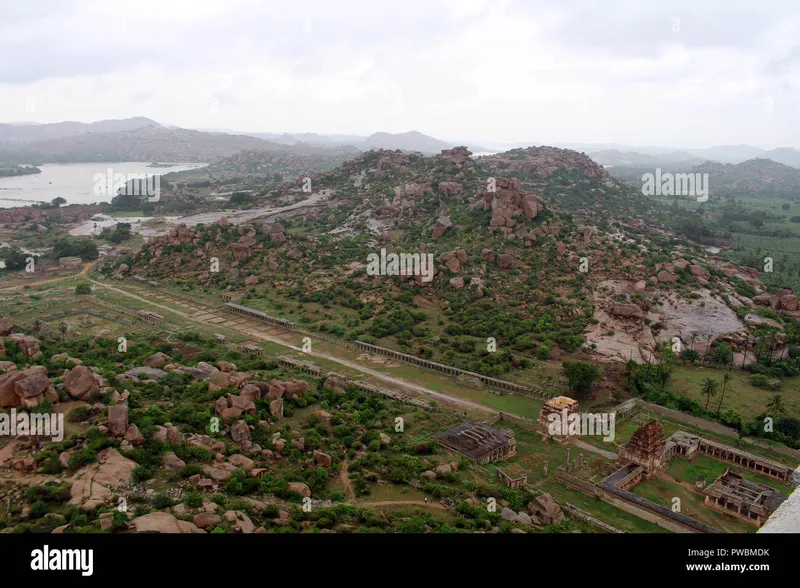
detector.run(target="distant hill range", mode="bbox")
[604,155,800,197]
[583,144,800,169]
[691,158,800,197]
[0,118,490,163]
[2,117,796,169]
[0,118,295,164]
[211,129,490,154]
[588,149,706,169]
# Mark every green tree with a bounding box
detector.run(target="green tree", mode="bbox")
[0,246,28,271]
[537,344,550,361]
[229,192,253,206]
[52,237,98,261]
[51,197,67,207]
[717,372,731,413]
[714,342,733,366]
[702,334,713,365]
[562,361,601,398]
[680,349,700,363]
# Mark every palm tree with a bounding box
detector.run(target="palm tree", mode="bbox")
[717,372,732,413]
[702,334,713,365]
[741,335,749,370]
[701,378,718,410]
[690,331,699,353]
[766,394,786,415]
[58,322,68,340]
[32,318,41,334]
[625,358,637,388]
[767,332,777,366]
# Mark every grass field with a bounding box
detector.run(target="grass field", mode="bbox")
[652,194,800,291]
[632,450,794,534]
[632,473,753,533]
[666,365,800,420]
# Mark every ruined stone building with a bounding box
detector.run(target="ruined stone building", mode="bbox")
[433,422,516,464]
[538,395,580,442]
[618,420,667,478]
[666,431,794,483]
[665,430,700,460]
[137,311,165,325]
[703,470,787,527]
[497,464,527,489]
[58,256,83,269]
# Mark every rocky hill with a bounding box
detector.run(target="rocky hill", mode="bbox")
[206,147,360,177]
[477,146,660,226]
[113,145,793,371]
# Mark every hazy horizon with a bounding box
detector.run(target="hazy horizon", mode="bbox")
[1,116,796,154]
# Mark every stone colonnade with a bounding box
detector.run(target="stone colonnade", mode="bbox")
[698,439,791,483]
[223,303,294,329]
[353,340,549,397]
[276,355,325,376]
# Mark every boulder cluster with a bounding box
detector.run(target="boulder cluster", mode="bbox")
[0,354,106,409]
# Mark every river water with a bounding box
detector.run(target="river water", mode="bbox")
[0,162,206,209]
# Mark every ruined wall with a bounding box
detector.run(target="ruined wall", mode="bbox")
[557,472,722,534]
[497,411,544,434]
[628,399,739,438]
[596,488,708,534]
[556,472,597,496]
[563,504,624,534]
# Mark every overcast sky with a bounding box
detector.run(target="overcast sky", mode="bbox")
[0,0,798,148]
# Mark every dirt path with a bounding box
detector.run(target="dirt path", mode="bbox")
[88,279,194,318]
[570,438,619,460]
[0,260,98,292]
[655,470,703,494]
[88,279,494,415]
[359,500,446,510]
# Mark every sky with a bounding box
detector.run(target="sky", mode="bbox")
[0,0,798,148]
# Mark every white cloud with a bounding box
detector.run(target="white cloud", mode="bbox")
[0,0,797,147]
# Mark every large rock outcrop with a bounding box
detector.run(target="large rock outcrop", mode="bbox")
[130,512,206,534]
[64,365,99,400]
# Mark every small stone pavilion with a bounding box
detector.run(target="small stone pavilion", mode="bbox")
[538,395,580,442]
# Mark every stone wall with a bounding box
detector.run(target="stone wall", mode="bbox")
[626,398,739,438]
[563,504,625,534]
[556,471,723,533]
[496,411,544,434]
